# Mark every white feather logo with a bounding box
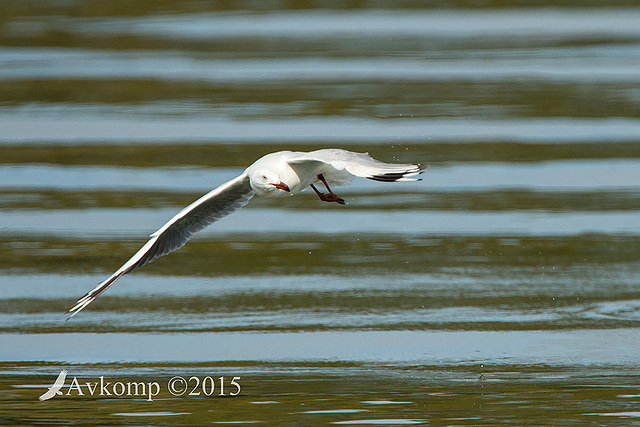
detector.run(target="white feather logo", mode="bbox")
[39,370,67,401]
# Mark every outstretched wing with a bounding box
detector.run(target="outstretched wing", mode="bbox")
[66,173,254,318]
[288,148,427,183]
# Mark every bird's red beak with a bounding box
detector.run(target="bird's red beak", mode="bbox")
[271,182,290,192]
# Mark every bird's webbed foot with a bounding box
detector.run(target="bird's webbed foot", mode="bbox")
[310,177,346,205]
[316,191,345,205]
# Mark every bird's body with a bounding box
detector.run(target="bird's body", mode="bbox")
[67,149,426,318]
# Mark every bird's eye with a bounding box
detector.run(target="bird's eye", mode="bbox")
[260,175,268,182]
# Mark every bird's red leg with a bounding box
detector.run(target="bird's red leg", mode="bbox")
[311,174,345,205]
[310,183,325,198]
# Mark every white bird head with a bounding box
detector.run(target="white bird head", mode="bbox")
[248,168,290,197]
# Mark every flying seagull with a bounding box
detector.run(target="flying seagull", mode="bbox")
[67,149,426,318]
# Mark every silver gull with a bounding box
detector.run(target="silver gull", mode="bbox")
[67,148,426,318]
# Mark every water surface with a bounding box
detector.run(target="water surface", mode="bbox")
[1,1,640,425]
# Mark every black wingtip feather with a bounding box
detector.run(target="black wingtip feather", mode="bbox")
[367,163,428,182]
[368,176,399,182]
[368,172,407,182]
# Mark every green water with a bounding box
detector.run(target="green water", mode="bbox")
[2,1,640,425]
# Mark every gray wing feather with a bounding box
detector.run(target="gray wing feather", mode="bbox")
[288,148,427,182]
[145,173,252,265]
[66,173,253,318]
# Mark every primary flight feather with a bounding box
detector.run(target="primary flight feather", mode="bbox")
[67,148,427,318]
